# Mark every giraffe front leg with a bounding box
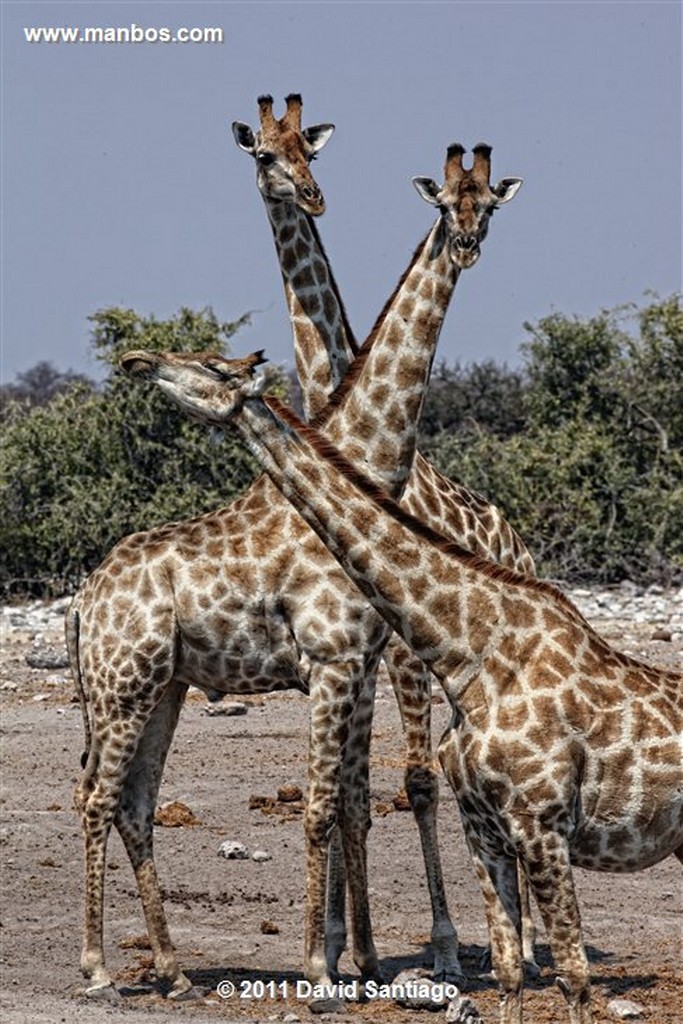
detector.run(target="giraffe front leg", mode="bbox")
[337,673,381,983]
[325,826,347,979]
[114,682,193,999]
[385,641,462,982]
[523,837,592,1024]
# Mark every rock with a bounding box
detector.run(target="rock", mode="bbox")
[650,627,672,642]
[260,919,279,934]
[392,788,412,811]
[446,993,483,1023]
[25,647,70,669]
[391,968,450,1009]
[251,849,271,862]
[308,996,347,1014]
[205,701,248,716]
[607,998,645,1019]
[218,840,249,860]
[277,784,304,803]
[154,801,201,827]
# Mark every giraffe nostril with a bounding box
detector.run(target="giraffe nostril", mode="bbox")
[456,235,478,252]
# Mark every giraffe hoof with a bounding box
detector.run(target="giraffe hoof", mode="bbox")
[523,958,541,980]
[309,996,348,1014]
[166,974,197,1000]
[84,983,121,1003]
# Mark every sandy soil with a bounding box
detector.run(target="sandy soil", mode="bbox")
[0,601,681,1024]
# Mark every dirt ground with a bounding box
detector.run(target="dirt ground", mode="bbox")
[1,601,681,1024]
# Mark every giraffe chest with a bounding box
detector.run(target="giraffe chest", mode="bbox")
[169,541,388,696]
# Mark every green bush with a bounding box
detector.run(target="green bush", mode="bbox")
[2,297,680,594]
[0,307,262,596]
[424,295,682,583]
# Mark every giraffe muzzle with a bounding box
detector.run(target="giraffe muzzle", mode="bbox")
[296,183,325,216]
[452,236,481,269]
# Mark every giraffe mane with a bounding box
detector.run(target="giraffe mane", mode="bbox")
[266,392,683,684]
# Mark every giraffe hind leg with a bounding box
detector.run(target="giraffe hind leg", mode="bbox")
[384,640,462,982]
[523,835,592,1024]
[113,681,193,998]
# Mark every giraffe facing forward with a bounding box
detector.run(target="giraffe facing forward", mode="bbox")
[122,346,683,1024]
[233,93,534,976]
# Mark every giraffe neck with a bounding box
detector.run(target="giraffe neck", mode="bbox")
[265,199,357,420]
[314,219,459,498]
[234,392,498,686]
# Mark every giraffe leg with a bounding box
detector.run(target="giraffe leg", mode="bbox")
[325,826,347,978]
[523,838,592,1024]
[75,698,163,995]
[384,639,462,982]
[113,681,193,998]
[517,860,539,974]
[337,673,381,982]
[303,659,369,990]
[466,838,524,1024]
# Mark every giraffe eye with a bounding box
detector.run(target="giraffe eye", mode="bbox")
[257,152,275,167]
[205,362,231,380]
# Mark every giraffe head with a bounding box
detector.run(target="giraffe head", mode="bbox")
[412,144,522,269]
[232,94,335,216]
[120,349,269,425]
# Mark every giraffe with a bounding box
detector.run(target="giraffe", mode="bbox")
[122,346,683,1024]
[68,141,524,1000]
[233,93,535,975]
[232,93,356,422]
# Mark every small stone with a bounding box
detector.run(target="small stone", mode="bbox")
[205,701,248,716]
[260,919,279,934]
[25,647,70,669]
[154,801,201,827]
[446,993,483,1023]
[650,627,672,642]
[218,840,249,860]
[391,969,449,1009]
[277,784,303,803]
[607,998,645,1019]
[308,996,347,1014]
[392,788,412,811]
[0,682,18,692]
[251,849,271,862]
[283,1014,301,1023]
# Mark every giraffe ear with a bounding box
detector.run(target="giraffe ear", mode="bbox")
[232,121,256,154]
[412,177,441,206]
[492,177,523,204]
[302,124,335,154]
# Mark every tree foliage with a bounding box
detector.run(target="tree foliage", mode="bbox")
[423,295,682,583]
[2,296,680,595]
[0,307,261,596]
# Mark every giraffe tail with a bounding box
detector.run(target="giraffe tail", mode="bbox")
[65,599,91,767]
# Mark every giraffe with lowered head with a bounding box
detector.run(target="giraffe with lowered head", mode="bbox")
[69,137,524,1000]
[233,94,536,976]
[123,345,683,1024]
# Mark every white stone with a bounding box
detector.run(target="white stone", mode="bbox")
[217,840,249,860]
[607,997,645,1019]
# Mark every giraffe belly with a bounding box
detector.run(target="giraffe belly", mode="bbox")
[568,791,683,872]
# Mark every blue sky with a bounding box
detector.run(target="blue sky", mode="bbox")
[2,1,681,384]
